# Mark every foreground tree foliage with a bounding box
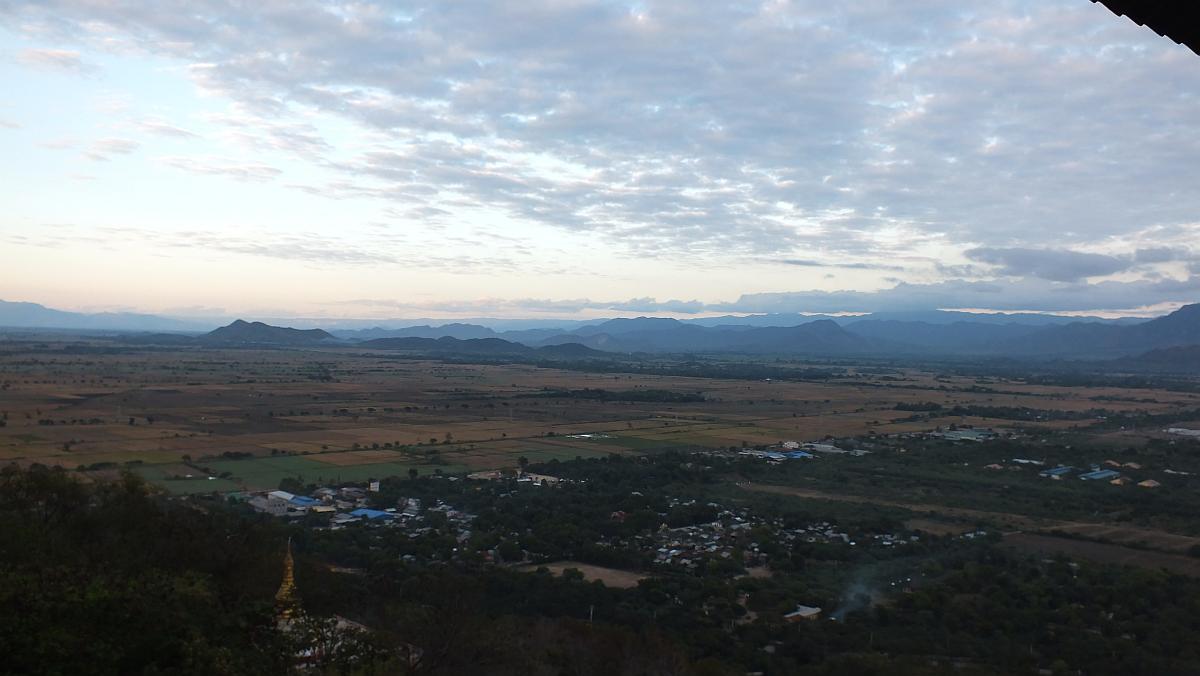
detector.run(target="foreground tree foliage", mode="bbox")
[0,465,711,675]
[4,461,1200,675]
[0,465,290,675]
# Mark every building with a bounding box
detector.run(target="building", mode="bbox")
[249,495,290,517]
[400,498,421,517]
[1137,479,1161,488]
[1079,469,1121,481]
[519,472,562,485]
[290,495,321,509]
[784,605,822,622]
[1039,466,1074,478]
[939,429,996,443]
[348,508,394,521]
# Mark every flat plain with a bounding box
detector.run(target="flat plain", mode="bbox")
[2,341,1198,499]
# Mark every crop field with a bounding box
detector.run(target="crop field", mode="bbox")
[513,561,647,588]
[2,340,1199,497]
[1003,533,1200,577]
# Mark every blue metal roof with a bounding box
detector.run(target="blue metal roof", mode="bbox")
[1080,469,1121,481]
[348,508,392,520]
[1039,466,1074,476]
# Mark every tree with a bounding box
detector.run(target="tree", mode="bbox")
[408,468,419,481]
[278,476,304,494]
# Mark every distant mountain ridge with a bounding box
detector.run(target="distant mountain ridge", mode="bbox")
[1000,303,1200,357]
[4,298,1196,362]
[0,299,208,332]
[358,335,607,358]
[535,318,887,355]
[202,320,336,346]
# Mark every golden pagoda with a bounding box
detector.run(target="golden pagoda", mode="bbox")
[275,537,301,621]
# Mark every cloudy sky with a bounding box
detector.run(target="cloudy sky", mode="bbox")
[1,0,1197,320]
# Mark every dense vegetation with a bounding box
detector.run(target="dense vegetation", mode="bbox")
[4,456,1200,674]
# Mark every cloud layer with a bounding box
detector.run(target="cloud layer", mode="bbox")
[2,1,1199,315]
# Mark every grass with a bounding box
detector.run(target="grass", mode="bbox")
[195,454,468,490]
[134,464,242,495]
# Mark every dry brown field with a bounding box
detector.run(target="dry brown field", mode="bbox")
[512,561,647,588]
[741,483,1200,556]
[2,340,1197,492]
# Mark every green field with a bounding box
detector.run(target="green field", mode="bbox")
[195,455,466,490]
[134,464,242,495]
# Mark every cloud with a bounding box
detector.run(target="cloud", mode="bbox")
[325,274,1200,317]
[964,247,1132,282]
[83,137,139,161]
[607,297,707,314]
[3,0,1198,267]
[3,1,1200,318]
[713,276,1200,314]
[135,118,199,138]
[16,48,94,73]
[157,156,281,181]
[2,223,555,272]
[775,258,906,272]
[1134,247,1195,264]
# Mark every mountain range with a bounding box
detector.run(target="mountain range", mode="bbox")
[4,298,1198,362]
[0,300,207,332]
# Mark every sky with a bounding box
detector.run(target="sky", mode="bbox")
[1,0,1198,321]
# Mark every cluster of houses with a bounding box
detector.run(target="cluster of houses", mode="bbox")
[243,480,477,530]
[975,458,1163,488]
[930,428,1000,443]
[465,469,565,486]
[738,439,872,462]
[246,486,372,518]
[1033,459,1163,488]
[647,500,915,570]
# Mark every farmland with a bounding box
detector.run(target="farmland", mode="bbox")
[512,561,649,588]
[2,338,1199,499]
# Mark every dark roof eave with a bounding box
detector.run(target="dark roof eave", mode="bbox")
[1090,0,1200,56]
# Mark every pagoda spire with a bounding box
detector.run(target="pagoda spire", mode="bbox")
[275,537,301,620]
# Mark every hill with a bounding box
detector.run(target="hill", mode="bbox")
[1002,303,1200,357]
[0,299,207,332]
[358,335,606,359]
[842,319,1044,353]
[1116,344,1200,372]
[333,323,499,341]
[538,319,883,355]
[360,336,531,355]
[202,320,337,346]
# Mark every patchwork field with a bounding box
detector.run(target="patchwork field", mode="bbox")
[2,341,1198,494]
